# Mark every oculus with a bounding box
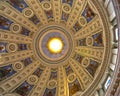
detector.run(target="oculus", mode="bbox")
[47,37,64,54]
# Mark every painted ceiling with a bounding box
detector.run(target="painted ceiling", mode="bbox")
[0,0,111,96]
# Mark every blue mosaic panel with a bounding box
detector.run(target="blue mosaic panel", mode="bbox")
[92,33,103,47]
[69,79,81,96]
[65,66,73,76]
[29,15,40,24]
[14,81,33,96]
[61,12,69,21]
[18,44,27,51]
[33,68,43,77]
[21,57,33,66]
[62,0,73,6]
[0,42,8,53]
[79,38,86,46]
[86,59,99,76]
[73,22,81,32]
[0,15,13,30]
[39,0,47,2]
[82,4,95,23]
[50,71,57,80]
[43,88,56,96]
[6,0,28,12]
[75,54,84,64]
[45,10,53,19]
[0,64,16,81]
[21,27,30,36]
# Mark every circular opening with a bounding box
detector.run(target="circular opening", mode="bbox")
[47,37,64,54]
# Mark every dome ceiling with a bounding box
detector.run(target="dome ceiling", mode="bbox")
[0,0,111,96]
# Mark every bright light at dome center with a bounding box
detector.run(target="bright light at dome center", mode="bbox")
[47,38,63,53]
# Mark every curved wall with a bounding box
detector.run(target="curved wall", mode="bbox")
[94,0,120,96]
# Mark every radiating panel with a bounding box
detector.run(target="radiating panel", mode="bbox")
[25,0,48,25]
[75,46,104,62]
[1,50,33,64]
[0,2,38,32]
[0,60,40,94]
[30,67,51,96]
[74,16,102,40]
[69,58,93,88]
[52,0,62,23]
[66,0,87,28]
[57,66,68,96]
[0,30,32,44]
